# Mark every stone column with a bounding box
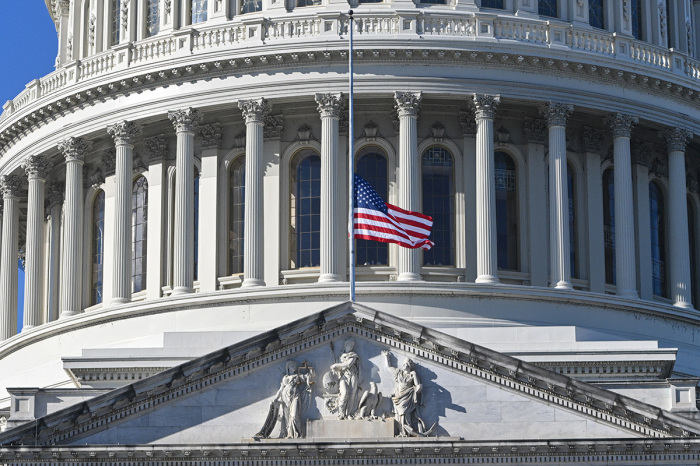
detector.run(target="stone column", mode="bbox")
[394,91,423,282]
[473,94,500,284]
[606,113,639,299]
[168,108,202,295]
[540,102,574,290]
[523,117,549,288]
[58,137,91,317]
[0,176,23,340]
[315,93,344,283]
[107,120,141,304]
[197,125,222,292]
[46,183,64,323]
[21,157,51,331]
[581,127,606,294]
[460,110,478,282]
[238,99,269,288]
[662,127,694,308]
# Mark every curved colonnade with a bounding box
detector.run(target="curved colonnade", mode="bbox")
[0,0,699,408]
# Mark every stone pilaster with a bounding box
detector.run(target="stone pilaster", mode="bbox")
[540,102,574,290]
[46,183,64,323]
[0,175,22,340]
[606,113,639,299]
[473,94,500,284]
[662,127,694,308]
[394,91,422,282]
[58,137,91,317]
[315,93,344,283]
[238,99,269,287]
[168,108,202,295]
[107,120,141,304]
[21,157,50,330]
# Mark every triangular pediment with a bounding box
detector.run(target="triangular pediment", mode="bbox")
[1,302,699,447]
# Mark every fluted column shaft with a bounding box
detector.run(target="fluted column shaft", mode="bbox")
[169,108,202,295]
[59,137,91,317]
[394,92,423,282]
[473,94,500,284]
[22,157,50,330]
[238,100,268,287]
[607,114,639,299]
[108,121,141,303]
[46,184,63,323]
[0,176,22,340]
[663,127,694,308]
[316,93,343,283]
[541,103,574,290]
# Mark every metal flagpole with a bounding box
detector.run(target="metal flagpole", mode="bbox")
[348,9,355,303]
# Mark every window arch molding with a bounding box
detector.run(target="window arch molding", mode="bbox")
[280,140,323,273]
[219,147,246,279]
[492,143,528,276]
[417,137,465,270]
[81,183,106,309]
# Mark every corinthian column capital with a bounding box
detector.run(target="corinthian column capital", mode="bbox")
[394,91,422,118]
[0,175,24,199]
[58,137,92,163]
[239,98,270,124]
[605,113,638,138]
[168,108,203,132]
[472,94,500,120]
[21,156,51,180]
[315,93,344,119]
[107,120,142,146]
[539,102,574,127]
[661,127,693,153]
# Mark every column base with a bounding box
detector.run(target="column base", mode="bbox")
[673,300,694,310]
[171,286,194,295]
[618,289,639,299]
[318,274,341,283]
[59,310,80,319]
[242,278,266,287]
[21,325,35,333]
[397,272,422,282]
[475,274,499,284]
[111,297,130,305]
[553,281,573,290]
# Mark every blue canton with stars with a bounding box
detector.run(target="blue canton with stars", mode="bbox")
[354,174,389,214]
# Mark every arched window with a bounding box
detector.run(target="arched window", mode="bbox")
[241,0,262,14]
[538,0,557,17]
[481,0,504,8]
[422,146,454,267]
[191,0,208,23]
[291,150,321,269]
[132,176,148,293]
[495,151,518,270]
[91,191,105,305]
[194,170,200,281]
[631,0,642,40]
[588,0,604,29]
[649,181,667,297]
[147,0,160,37]
[229,157,245,274]
[688,197,697,307]
[603,169,615,285]
[111,0,121,45]
[356,148,389,266]
[567,163,577,278]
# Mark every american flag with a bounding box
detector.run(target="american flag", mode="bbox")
[353,174,434,250]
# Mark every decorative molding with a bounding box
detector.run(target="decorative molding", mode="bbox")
[393,91,422,118]
[523,118,547,144]
[581,126,604,153]
[495,125,510,144]
[459,109,476,137]
[0,175,23,198]
[296,124,313,144]
[107,120,141,146]
[315,93,344,119]
[239,98,270,124]
[472,94,500,120]
[658,1,667,40]
[143,135,168,162]
[605,113,638,139]
[87,167,105,188]
[430,122,445,142]
[264,114,284,140]
[21,156,51,180]
[101,149,117,176]
[362,121,379,140]
[46,182,64,209]
[631,140,654,167]
[198,123,222,149]
[120,0,129,35]
[660,127,693,153]
[88,14,96,48]
[168,108,202,133]
[58,137,91,163]
[539,102,574,127]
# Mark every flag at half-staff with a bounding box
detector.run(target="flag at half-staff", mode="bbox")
[353,174,435,250]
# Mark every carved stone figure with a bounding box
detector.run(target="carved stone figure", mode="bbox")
[327,338,360,419]
[355,381,382,419]
[255,360,314,439]
[382,350,435,437]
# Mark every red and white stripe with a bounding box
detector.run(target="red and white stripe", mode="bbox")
[354,203,434,250]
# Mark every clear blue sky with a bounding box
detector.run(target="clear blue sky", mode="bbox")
[0,1,58,331]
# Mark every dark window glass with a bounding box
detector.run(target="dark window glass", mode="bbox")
[481,0,504,8]
[194,171,200,281]
[603,169,615,285]
[191,0,207,23]
[229,157,245,274]
[495,152,518,270]
[147,0,160,36]
[292,151,321,269]
[631,0,642,39]
[241,0,262,14]
[297,0,322,6]
[567,163,577,278]
[419,0,447,5]
[649,182,667,297]
[132,176,148,293]
[422,146,454,267]
[588,0,604,29]
[538,0,558,17]
[111,0,121,45]
[356,149,388,266]
[91,191,105,305]
[688,198,697,308]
